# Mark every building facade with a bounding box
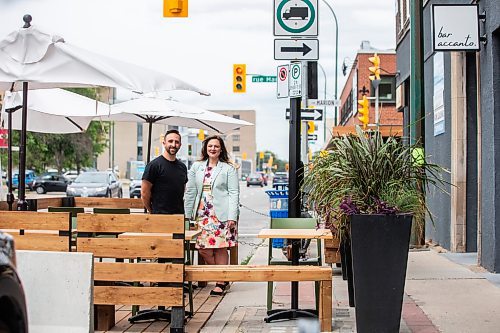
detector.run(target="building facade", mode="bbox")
[395,0,500,272]
[334,41,402,136]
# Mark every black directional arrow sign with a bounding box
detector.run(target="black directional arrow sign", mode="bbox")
[274,39,319,60]
[281,43,312,56]
[285,108,323,121]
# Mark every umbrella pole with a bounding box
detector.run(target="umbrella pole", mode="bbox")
[146,121,153,164]
[17,82,29,211]
[6,108,15,211]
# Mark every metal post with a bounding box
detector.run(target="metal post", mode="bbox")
[375,84,380,129]
[6,107,15,211]
[288,96,301,310]
[17,82,28,211]
[321,0,338,126]
[288,97,301,219]
[146,121,153,164]
[410,0,424,145]
[318,63,327,142]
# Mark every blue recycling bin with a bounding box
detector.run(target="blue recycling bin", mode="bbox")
[265,189,288,248]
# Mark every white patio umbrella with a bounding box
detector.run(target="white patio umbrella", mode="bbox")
[1,88,109,133]
[0,15,209,209]
[96,96,253,162]
[0,88,109,210]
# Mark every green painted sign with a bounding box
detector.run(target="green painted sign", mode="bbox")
[252,76,277,83]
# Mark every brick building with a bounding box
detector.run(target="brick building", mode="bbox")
[332,41,402,137]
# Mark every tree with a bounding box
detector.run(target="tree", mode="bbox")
[0,87,109,174]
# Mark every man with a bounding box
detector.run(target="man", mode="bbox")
[141,129,187,214]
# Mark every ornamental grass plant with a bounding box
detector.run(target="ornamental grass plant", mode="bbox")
[303,127,448,239]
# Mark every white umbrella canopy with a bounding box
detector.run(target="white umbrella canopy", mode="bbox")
[0,21,209,95]
[96,96,253,162]
[0,15,209,209]
[1,88,108,133]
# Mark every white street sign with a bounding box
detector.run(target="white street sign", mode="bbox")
[309,99,341,107]
[289,63,302,98]
[277,65,289,99]
[274,0,318,37]
[274,39,319,60]
[285,108,323,121]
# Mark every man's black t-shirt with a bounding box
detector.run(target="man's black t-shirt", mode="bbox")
[142,156,187,214]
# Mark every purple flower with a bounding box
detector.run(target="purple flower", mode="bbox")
[339,197,359,215]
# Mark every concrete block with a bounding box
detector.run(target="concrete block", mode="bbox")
[16,250,94,333]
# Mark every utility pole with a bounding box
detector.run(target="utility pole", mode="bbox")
[410,0,424,145]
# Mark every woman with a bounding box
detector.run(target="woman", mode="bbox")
[184,135,240,296]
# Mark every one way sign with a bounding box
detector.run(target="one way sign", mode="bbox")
[285,108,323,121]
[274,39,319,60]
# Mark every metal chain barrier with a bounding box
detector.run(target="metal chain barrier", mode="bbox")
[239,203,269,217]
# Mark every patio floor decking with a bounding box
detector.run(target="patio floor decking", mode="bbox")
[96,283,223,333]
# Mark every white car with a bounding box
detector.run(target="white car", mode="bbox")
[63,170,79,181]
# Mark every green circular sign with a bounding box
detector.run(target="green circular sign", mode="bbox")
[277,0,316,34]
[291,64,300,79]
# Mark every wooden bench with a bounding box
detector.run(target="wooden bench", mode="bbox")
[185,265,333,332]
[76,213,185,332]
[0,211,72,252]
[74,197,144,209]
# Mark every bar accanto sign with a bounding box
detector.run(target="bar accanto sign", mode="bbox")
[432,4,480,52]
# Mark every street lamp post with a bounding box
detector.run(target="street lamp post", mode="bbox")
[321,0,339,126]
[318,62,327,142]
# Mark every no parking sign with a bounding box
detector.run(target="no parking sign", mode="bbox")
[276,64,289,99]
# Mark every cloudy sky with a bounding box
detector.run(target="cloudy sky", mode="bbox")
[0,0,395,159]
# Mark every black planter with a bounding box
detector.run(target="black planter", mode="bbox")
[350,214,412,333]
[340,238,355,307]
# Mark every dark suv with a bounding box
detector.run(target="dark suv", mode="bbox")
[0,232,28,333]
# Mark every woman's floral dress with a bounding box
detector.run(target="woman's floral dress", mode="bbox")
[195,166,237,249]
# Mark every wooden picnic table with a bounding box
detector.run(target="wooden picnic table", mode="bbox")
[257,228,332,239]
[257,228,333,325]
[118,230,201,241]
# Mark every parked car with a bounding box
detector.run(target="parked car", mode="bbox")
[8,170,37,190]
[66,171,123,198]
[0,232,28,333]
[272,172,289,187]
[63,170,80,181]
[32,174,71,194]
[246,173,264,187]
[129,179,142,198]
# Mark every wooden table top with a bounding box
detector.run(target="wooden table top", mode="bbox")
[118,230,201,241]
[257,228,333,239]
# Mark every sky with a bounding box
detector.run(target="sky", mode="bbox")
[0,0,396,159]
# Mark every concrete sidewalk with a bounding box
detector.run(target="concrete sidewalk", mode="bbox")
[200,242,500,333]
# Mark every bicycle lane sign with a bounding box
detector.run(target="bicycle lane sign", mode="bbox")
[277,64,289,99]
[274,0,318,37]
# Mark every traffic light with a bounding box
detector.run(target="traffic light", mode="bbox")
[358,95,370,129]
[188,144,193,156]
[368,53,381,81]
[198,129,205,141]
[163,0,188,17]
[233,64,246,93]
[307,121,315,134]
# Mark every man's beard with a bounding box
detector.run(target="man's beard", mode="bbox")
[166,146,179,155]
